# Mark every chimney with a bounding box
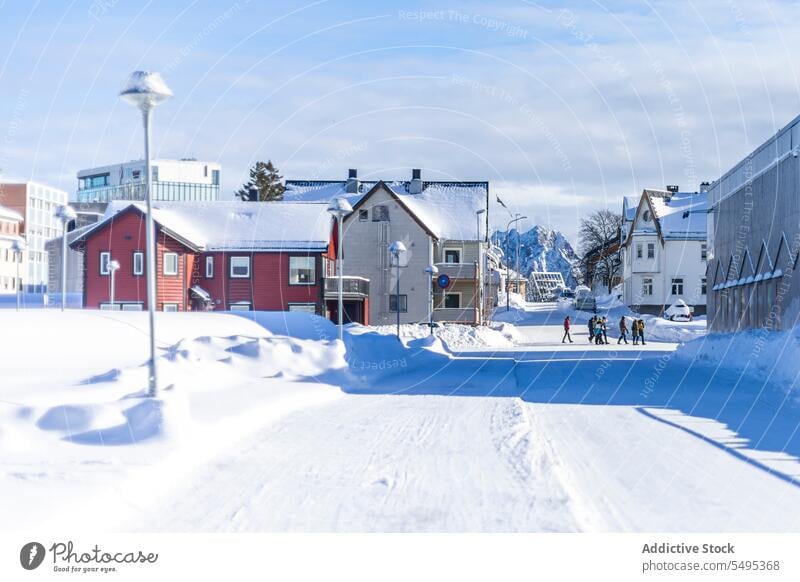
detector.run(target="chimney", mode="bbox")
[699,181,711,193]
[666,185,679,193]
[409,168,423,194]
[345,168,359,194]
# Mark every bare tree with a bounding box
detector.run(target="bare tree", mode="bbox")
[579,209,622,293]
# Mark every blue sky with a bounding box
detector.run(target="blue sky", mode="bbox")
[1,0,799,242]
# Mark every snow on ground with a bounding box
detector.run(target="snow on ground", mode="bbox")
[1,304,799,532]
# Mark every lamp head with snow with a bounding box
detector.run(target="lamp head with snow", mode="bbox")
[55,205,77,223]
[10,239,26,253]
[108,260,121,273]
[119,71,173,111]
[326,196,353,218]
[424,265,439,276]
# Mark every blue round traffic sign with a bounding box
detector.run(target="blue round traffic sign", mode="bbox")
[437,274,451,289]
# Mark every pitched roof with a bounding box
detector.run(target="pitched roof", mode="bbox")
[290,179,489,241]
[72,201,333,252]
[0,204,23,222]
[625,189,707,244]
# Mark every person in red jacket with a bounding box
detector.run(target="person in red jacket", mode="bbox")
[562,315,573,343]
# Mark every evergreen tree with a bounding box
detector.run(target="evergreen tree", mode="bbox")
[236,160,285,201]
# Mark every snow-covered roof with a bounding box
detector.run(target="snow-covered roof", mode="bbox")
[0,204,23,222]
[285,178,489,241]
[79,201,332,252]
[647,190,707,240]
[622,196,638,222]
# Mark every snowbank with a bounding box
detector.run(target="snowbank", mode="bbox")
[370,321,522,350]
[677,326,800,392]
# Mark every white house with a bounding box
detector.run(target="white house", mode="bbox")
[620,187,708,315]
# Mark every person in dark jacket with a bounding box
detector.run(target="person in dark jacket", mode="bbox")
[562,316,573,343]
[588,316,595,343]
[632,318,639,345]
[594,318,604,345]
[618,316,629,344]
[638,319,646,345]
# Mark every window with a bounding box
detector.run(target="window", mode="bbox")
[229,302,251,311]
[701,243,708,262]
[205,256,214,278]
[643,210,651,222]
[671,278,684,295]
[212,169,220,185]
[444,248,461,263]
[99,251,111,275]
[701,277,707,295]
[358,209,368,221]
[163,303,179,312]
[230,256,251,278]
[121,303,143,311]
[372,205,390,222]
[636,244,643,259]
[443,292,461,309]
[133,252,144,276]
[389,294,408,312]
[642,277,653,296]
[647,243,655,259]
[288,303,317,314]
[163,253,179,276]
[289,256,315,285]
[152,167,159,182]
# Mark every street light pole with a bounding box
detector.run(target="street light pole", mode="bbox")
[424,264,438,335]
[389,241,406,339]
[108,260,120,309]
[327,196,354,342]
[476,209,485,324]
[505,214,527,311]
[11,239,25,312]
[120,71,173,398]
[57,205,77,311]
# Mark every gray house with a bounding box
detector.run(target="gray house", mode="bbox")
[285,170,491,326]
[707,114,800,332]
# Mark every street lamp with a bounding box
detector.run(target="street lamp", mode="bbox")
[424,264,438,335]
[505,214,527,311]
[10,238,26,311]
[327,196,353,341]
[56,204,77,311]
[120,70,173,397]
[389,241,406,338]
[475,208,486,324]
[108,260,120,309]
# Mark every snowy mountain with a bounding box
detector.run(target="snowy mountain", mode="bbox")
[491,226,581,288]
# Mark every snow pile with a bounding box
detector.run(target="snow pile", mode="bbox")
[677,326,800,391]
[369,321,521,350]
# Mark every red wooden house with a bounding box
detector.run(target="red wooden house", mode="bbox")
[70,201,369,323]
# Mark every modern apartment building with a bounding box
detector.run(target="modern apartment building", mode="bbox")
[75,158,221,204]
[707,114,800,332]
[0,204,25,295]
[285,169,490,325]
[0,181,69,292]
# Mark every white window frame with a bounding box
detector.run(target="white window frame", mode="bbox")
[99,251,111,275]
[230,256,251,278]
[443,247,461,264]
[671,277,684,296]
[442,291,462,309]
[371,204,390,222]
[163,252,179,276]
[133,251,144,276]
[289,256,315,285]
[636,244,642,259]
[647,243,655,259]
[389,294,408,313]
[229,302,251,311]
[642,277,653,296]
[163,303,179,312]
[205,255,214,278]
[701,277,707,295]
[288,303,317,314]
[358,209,368,221]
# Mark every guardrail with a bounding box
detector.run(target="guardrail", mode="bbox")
[323,276,369,297]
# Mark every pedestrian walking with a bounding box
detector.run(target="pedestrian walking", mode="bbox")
[632,319,639,345]
[601,317,609,344]
[562,315,573,343]
[618,316,629,344]
[594,318,604,345]
[638,319,646,345]
[588,316,595,343]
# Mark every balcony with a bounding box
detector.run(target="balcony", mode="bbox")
[75,181,220,204]
[324,275,369,298]
[434,262,477,280]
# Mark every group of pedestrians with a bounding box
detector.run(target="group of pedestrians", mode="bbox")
[561,315,646,345]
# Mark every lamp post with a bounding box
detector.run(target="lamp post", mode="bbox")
[327,196,353,341]
[10,239,25,311]
[120,70,173,397]
[56,205,77,311]
[476,209,486,324]
[389,241,406,339]
[108,260,120,309]
[424,264,438,335]
[505,214,527,311]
